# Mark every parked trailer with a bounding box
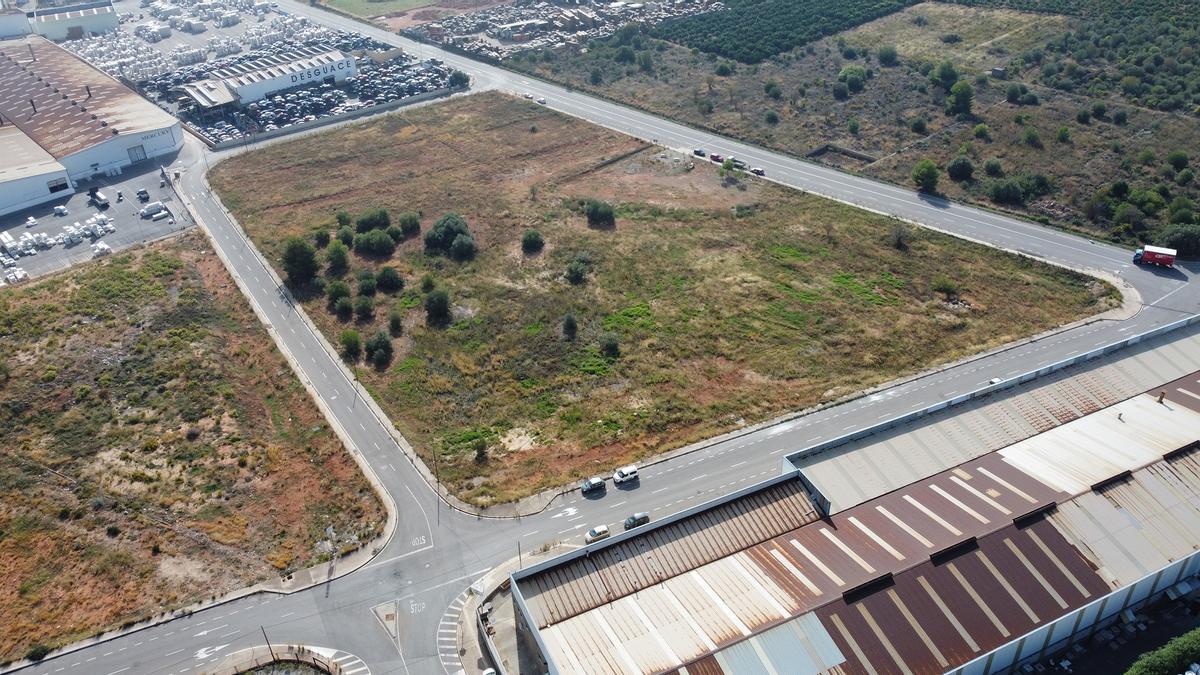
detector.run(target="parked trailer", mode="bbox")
[1133,245,1176,266]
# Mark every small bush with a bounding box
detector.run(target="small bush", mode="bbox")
[355,208,390,233]
[946,156,975,182]
[565,259,588,285]
[281,237,319,285]
[376,267,403,293]
[765,110,780,125]
[1167,150,1190,172]
[106,525,120,537]
[386,225,404,243]
[354,295,373,320]
[25,645,51,662]
[336,226,354,247]
[1075,109,1091,124]
[389,310,404,336]
[354,230,397,257]
[985,159,1003,177]
[425,289,451,325]
[325,240,349,276]
[334,296,353,320]
[562,313,577,340]
[910,117,927,134]
[911,158,940,192]
[449,233,477,261]
[1114,109,1128,125]
[932,275,959,298]
[522,229,545,254]
[425,213,472,254]
[313,230,330,248]
[335,211,351,228]
[599,332,620,358]
[326,280,351,308]
[832,82,849,100]
[973,124,990,140]
[340,329,361,360]
[1056,126,1071,143]
[584,200,616,228]
[398,212,421,238]
[1023,127,1042,148]
[877,45,898,66]
[357,272,377,297]
[365,330,393,370]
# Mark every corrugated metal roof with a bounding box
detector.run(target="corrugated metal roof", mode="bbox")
[0,36,177,160]
[1049,444,1200,587]
[521,480,819,628]
[794,332,1200,514]
[522,368,1200,675]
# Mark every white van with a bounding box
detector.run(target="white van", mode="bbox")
[613,465,639,485]
[92,191,110,207]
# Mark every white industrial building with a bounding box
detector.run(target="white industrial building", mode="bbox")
[180,44,356,110]
[29,0,117,41]
[0,35,182,217]
[0,3,30,39]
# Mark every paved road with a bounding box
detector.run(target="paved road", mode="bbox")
[12,4,1200,675]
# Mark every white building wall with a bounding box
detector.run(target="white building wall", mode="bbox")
[33,11,118,41]
[0,167,73,217]
[58,121,182,180]
[232,55,356,103]
[0,12,30,38]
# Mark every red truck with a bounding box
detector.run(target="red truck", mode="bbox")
[1133,245,1176,266]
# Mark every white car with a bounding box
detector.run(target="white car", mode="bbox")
[522,92,533,99]
[613,465,639,484]
[584,525,611,544]
[988,377,1003,385]
[536,97,547,104]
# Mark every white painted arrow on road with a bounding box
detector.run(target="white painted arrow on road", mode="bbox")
[194,644,229,659]
[193,624,228,638]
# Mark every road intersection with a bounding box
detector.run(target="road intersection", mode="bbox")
[8,3,1200,674]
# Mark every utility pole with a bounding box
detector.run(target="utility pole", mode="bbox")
[517,540,523,569]
[260,625,276,662]
[434,450,441,526]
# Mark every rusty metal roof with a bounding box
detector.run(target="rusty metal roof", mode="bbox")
[0,36,177,160]
[520,480,819,629]
[519,370,1200,675]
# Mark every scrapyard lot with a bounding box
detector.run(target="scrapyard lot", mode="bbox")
[0,232,384,662]
[210,91,1115,506]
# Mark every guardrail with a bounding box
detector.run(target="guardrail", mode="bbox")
[782,312,1200,474]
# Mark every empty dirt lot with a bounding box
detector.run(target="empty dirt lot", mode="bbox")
[211,92,1115,505]
[0,232,383,662]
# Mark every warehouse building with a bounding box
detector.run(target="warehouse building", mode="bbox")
[179,44,356,111]
[0,35,182,217]
[510,371,1200,674]
[0,4,31,39]
[29,0,117,41]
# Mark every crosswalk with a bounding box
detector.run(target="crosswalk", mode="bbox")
[438,587,469,675]
[329,649,370,675]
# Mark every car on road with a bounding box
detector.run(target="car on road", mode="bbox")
[613,465,639,484]
[750,167,766,176]
[693,148,707,157]
[709,154,724,163]
[989,377,1003,385]
[580,476,606,494]
[536,97,546,104]
[522,92,533,99]
[136,188,150,202]
[584,524,610,544]
[623,512,650,530]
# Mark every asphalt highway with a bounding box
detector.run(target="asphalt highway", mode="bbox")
[10,4,1200,675]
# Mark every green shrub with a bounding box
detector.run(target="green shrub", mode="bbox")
[334,296,353,320]
[877,45,898,66]
[376,266,403,293]
[425,289,451,325]
[1127,625,1200,675]
[449,233,478,261]
[354,295,373,320]
[365,330,393,370]
[946,156,974,182]
[584,200,615,228]
[313,230,330,248]
[357,271,377,297]
[340,329,361,360]
[985,159,1003,177]
[932,275,958,298]
[562,313,577,340]
[522,229,545,254]
[398,212,421,238]
[281,237,318,285]
[911,158,940,192]
[353,230,396,257]
[336,226,354,247]
[326,280,351,308]
[973,124,990,140]
[25,645,51,662]
[325,240,349,276]
[599,332,620,358]
[425,213,472,254]
[355,208,390,233]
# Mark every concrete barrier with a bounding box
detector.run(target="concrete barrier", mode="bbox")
[781,313,1200,471]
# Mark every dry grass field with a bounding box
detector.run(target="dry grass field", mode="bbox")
[0,233,383,662]
[211,92,1115,505]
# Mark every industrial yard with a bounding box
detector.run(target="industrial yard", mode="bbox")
[60,0,467,145]
[406,0,722,60]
